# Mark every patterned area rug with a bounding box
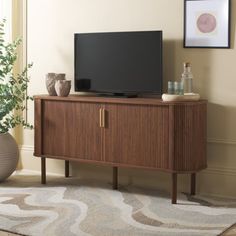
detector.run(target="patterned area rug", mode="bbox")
[0,174,236,236]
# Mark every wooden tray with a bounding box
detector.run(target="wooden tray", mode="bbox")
[162,93,200,102]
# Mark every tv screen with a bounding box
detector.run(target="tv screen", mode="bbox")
[74,31,163,95]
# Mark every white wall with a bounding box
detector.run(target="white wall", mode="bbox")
[20,0,236,198]
[0,0,12,41]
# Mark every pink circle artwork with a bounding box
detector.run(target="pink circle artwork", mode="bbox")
[197,13,217,33]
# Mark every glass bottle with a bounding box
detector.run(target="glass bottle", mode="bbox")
[181,62,193,94]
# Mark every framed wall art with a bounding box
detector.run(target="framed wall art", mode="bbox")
[184,0,231,48]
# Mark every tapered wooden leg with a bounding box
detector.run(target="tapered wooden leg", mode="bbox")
[172,173,177,204]
[113,167,118,190]
[191,173,196,195]
[41,157,46,184]
[65,160,70,178]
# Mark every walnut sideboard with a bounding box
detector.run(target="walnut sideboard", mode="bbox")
[34,95,207,204]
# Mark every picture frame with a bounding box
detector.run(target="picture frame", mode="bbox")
[184,0,231,48]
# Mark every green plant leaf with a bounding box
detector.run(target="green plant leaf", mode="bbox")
[0,19,33,133]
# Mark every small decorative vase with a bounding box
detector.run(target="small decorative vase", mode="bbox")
[46,73,66,96]
[0,133,19,182]
[55,80,71,97]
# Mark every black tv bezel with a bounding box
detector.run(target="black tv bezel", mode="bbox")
[74,31,163,96]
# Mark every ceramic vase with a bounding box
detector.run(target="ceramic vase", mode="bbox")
[55,80,71,97]
[46,73,66,96]
[0,133,19,182]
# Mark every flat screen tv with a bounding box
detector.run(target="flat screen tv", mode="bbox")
[74,31,163,96]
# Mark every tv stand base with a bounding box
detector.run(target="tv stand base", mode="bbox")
[40,158,196,204]
[98,92,138,98]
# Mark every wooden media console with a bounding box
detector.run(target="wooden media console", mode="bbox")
[34,95,207,204]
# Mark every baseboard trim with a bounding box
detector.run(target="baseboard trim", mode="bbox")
[16,169,64,177]
[207,138,236,145]
[19,145,34,152]
[202,167,236,176]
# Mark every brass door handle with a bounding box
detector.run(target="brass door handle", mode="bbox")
[99,108,105,128]
[102,108,105,128]
[99,108,103,128]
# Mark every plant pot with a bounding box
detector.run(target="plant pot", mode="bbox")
[55,80,71,97]
[0,132,19,182]
[45,73,66,96]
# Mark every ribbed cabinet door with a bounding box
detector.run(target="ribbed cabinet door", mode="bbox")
[42,100,102,161]
[171,103,207,172]
[103,104,169,169]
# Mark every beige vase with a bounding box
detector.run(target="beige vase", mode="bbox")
[55,80,71,97]
[0,133,19,182]
[46,73,66,96]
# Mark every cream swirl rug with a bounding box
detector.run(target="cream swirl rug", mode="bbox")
[0,174,236,236]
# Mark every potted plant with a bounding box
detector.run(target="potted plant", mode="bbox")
[0,19,32,182]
